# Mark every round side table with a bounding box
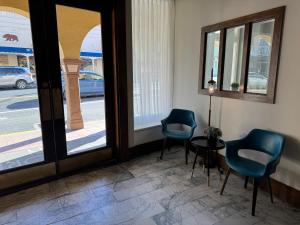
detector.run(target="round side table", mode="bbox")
[190,136,225,186]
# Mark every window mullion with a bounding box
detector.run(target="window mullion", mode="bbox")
[240,23,251,94]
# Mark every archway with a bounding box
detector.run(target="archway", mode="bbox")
[0,6,64,76]
[80,25,103,76]
[56,4,102,133]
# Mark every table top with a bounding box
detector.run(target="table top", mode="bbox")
[190,136,225,150]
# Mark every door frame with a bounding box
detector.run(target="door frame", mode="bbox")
[0,0,57,176]
[46,0,131,161]
[0,0,129,193]
[51,0,130,162]
[49,0,117,161]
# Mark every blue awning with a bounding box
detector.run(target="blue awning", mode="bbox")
[0,46,103,58]
[80,51,103,57]
[0,46,33,54]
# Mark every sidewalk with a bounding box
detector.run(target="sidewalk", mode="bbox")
[0,120,106,171]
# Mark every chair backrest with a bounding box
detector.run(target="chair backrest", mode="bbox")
[166,108,196,127]
[243,129,285,160]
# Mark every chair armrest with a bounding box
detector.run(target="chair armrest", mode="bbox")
[188,124,197,139]
[191,124,197,130]
[191,124,197,133]
[264,158,280,175]
[225,139,244,159]
[161,118,168,132]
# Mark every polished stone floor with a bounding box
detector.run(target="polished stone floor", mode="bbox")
[0,147,299,225]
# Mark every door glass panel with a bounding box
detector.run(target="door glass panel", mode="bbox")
[247,19,275,94]
[204,31,220,88]
[223,26,245,91]
[0,8,43,170]
[56,5,106,155]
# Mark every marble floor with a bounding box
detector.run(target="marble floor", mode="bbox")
[0,147,299,225]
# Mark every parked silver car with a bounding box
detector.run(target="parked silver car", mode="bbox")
[0,67,34,89]
[61,71,104,98]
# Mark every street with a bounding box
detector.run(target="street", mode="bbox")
[0,88,105,135]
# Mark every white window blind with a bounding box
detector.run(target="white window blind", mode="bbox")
[132,0,175,130]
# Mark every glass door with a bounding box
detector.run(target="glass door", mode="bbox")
[0,1,54,172]
[56,5,107,155]
[52,0,116,162]
[0,0,120,191]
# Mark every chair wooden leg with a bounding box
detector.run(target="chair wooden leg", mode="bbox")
[268,176,274,203]
[160,138,167,160]
[220,168,230,195]
[185,140,189,165]
[252,179,259,216]
[244,176,249,189]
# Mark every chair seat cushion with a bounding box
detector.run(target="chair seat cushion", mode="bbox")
[226,156,266,178]
[163,129,191,140]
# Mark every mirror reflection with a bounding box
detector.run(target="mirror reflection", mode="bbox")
[247,19,275,94]
[204,31,220,88]
[222,26,245,91]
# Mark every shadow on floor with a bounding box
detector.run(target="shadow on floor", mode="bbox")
[7,99,39,110]
[0,151,43,171]
[0,129,106,170]
[0,136,41,153]
[66,130,106,150]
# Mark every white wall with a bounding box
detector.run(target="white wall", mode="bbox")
[174,0,300,190]
[0,11,32,48]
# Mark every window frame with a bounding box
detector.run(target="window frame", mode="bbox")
[199,6,285,103]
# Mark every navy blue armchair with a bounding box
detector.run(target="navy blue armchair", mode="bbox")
[160,109,197,164]
[220,129,285,216]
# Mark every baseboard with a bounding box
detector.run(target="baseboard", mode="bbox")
[217,154,300,208]
[129,139,164,159]
[128,138,184,159]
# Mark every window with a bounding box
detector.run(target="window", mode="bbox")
[199,7,285,103]
[132,0,175,129]
[247,19,274,94]
[223,26,245,91]
[204,31,220,88]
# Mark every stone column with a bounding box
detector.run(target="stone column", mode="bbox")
[62,59,84,130]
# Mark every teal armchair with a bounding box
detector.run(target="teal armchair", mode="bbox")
[160,109,197,164]
[220,129,285,216]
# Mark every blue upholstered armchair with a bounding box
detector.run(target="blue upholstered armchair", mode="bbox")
[160,109,197,164]
[220,129,285,216]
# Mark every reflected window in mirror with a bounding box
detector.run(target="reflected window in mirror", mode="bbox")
[247,19,274,94]
[223,26,245,91]
[204,31,220,88]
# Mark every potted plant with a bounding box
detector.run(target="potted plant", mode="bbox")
[231,82,240,91]
[204,126,222,145]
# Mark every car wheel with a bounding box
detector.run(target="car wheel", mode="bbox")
[15,80,27,89]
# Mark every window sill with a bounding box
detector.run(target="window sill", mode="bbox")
[199,89,274,104]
